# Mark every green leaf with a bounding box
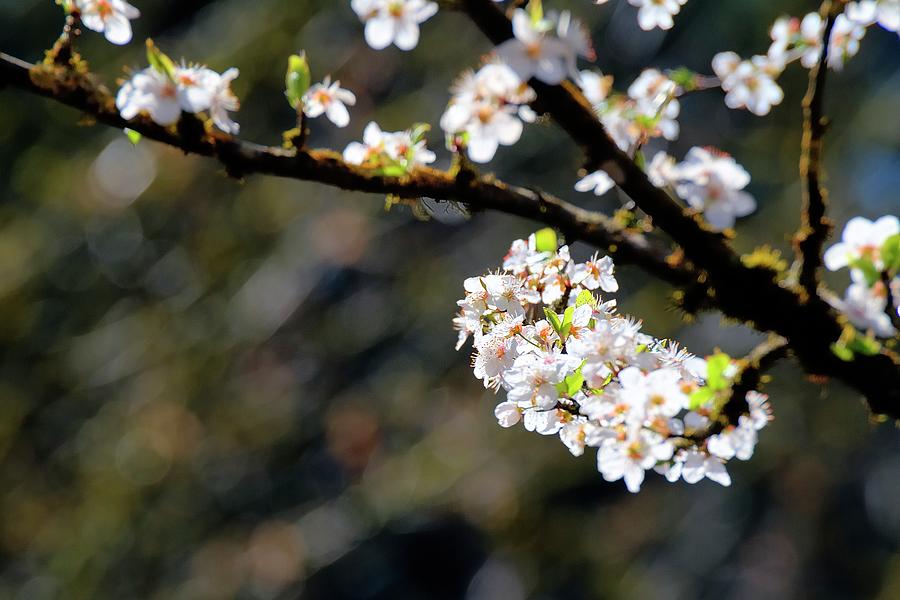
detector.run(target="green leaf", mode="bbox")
[688,387,715,410]
[846,334,881,356]
[564,370,585,397]
[575,289,597,308]
[124,128,141,145]
[534,228,557,253]
[146,40,176,80]
[543,308,562,333]
[285,53,311,109]
[849,257,880,287]
[705,352,732,391]
[882,234,900,273]
[559,306,575,339]
[830,342,855,362]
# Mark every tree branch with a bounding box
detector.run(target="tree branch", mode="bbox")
[3,24,900,420]
[457,0,744,282]
[0,51,692,288]
[794,1,839,297]
[724,336,790,425]
[455,0,900,419]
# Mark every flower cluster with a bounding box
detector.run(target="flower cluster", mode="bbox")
[710,1,895,115]
[577,67,681,155]
[455,231,772,492]
[343,121,436,173]
[824,215,900,338]
[351,0,439,51]
[579,147,756,231]
[496,8,595,85]
[440,63,536,163]
[647,147,757,230]
[116,43,240,133]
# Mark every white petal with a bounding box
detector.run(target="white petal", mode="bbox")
[467,134,500,164]
[365,17,395,50]
[103,14,133,45]
[326,101,351,127]
[394,20,421,51]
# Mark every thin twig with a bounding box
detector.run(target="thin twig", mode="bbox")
[794,0,839,297]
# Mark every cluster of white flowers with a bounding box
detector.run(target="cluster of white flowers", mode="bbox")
[455,231,772,492]
[495,9,595,85]
[351,0,439,51]
[74,0,140,45]
[439,63,536,163]
[711,1,896,115]
[847,0,900,35]
[647,147,757,230]
[577,67,682,156]
[579,146,756,231]
[824,216,900,338]
[343,121,436,172]
[116,50,241,133]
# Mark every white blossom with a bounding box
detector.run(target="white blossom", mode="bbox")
[205,68,241,134]
[597,428,674,492]
[577,70,614,105]
[116,67,182,126]
[574,170,615,197]
[847,0,899,35]
[302,77,357,128]
[116,62,241,133]
[570,253,618,293]
[440,63,535,163]
[351,0,438,51]
[496,9,591,85]
[673,147,757,230]
[343,121,436,169]
[627,0,688,31]
[829,281,896,338]
[75,0,140,45]
[824,215,899,272]
[456,233,773,493]
[712,52,784,116]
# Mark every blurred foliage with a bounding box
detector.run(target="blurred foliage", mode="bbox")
[0,1,899,598]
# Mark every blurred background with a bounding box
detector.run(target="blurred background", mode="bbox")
[0,1,898,598]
